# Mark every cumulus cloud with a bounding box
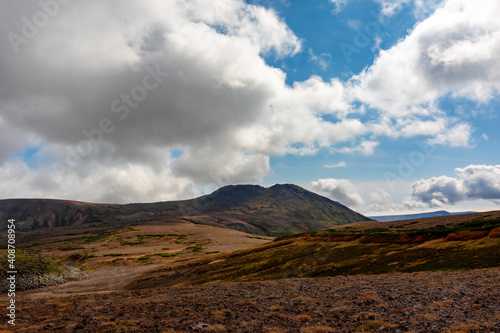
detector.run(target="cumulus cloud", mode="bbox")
[350,0,500,115]
[367,188,397,212]
[311,178,365,206]
[0,0,300,202]
[426,123,472,147]
[0,0,498,203]
[411,164,500,206]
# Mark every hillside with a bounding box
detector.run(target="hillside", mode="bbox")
[3,211,499,332]
[127,210,500,289]
[0,184,370,237]
[5,269,498,333]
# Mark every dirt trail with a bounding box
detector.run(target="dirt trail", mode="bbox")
[1,264,162,300]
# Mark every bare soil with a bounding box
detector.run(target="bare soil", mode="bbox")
[1,264,163,300]
[2,268,499,332]
[16,220,273,269]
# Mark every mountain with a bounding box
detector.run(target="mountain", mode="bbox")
[0,184,370,237]
[369,210,477,222]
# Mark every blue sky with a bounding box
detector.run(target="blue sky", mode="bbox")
[261,0,500,214]
[0,0,499,215]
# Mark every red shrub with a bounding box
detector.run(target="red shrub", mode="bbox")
[359,234,432,244]
[488,227,500,238]
[445,230,489,241]
[328,236,357,242]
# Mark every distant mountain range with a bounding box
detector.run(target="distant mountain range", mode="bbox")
[369,210,477,222]
[0,184,370,237]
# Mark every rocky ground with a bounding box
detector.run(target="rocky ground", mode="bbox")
[2,268,499,332]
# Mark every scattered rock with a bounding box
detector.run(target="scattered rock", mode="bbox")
[190,322,211,331]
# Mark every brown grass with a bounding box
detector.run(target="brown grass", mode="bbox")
[451,322,489,333]
[296,313,313,322]
[431,300,455,310]
[489,227,500,238]
[207,324,227,332]
[417,313,440,321]
[300,325,336,333]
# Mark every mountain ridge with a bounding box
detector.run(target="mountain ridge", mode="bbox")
[0,184,370,236]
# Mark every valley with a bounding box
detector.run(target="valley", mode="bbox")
[0,186,499,332]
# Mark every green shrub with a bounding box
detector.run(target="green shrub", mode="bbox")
[356,322,382,331]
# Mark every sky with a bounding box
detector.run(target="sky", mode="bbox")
[0,0,499,216]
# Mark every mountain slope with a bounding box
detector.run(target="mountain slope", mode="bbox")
[192,184,366,222]
[127,210,500,289]
[171,184,370,235]
[0,184,370,236]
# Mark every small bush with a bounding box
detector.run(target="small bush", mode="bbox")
[137,255,153,260]
[356,322,382,331]
[187,244,204,253]
[157,253,178,257]
[120,241,143,246]
[61,247,86,251]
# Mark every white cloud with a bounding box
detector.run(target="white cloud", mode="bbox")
[456,165,500,200]
[329,0,351,14]
[378,0,411,17]
[411,164,500,206]
[411,175,467,206]
[323,161,346,168]
[308,49,331,71]
[367,188,397,212]
[426,123,472,147]
[0,0,302,202]
[333,140,380,156]
[0,0,498,203]
[0,158,196,204]
[350,0,500,116]
[333,0,439,18]
[413,0,445,19]
[311,178,365,206]
[346,0,500,147]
